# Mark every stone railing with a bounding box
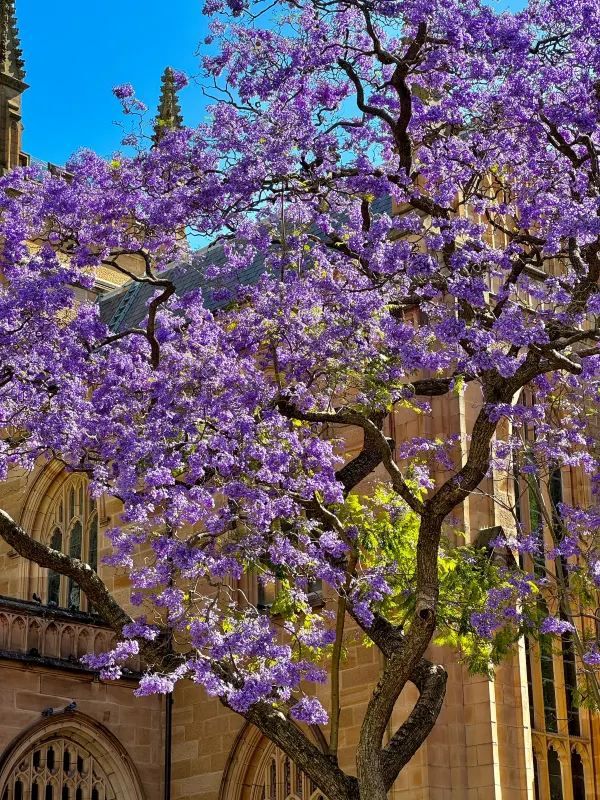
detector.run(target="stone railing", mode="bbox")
[0,595,140,673]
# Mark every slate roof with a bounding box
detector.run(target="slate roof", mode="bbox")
[99,242,267,332]
[99,195,393,332]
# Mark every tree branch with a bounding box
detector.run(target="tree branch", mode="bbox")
[0,509,132,632]
[243,703,358,800]
[380,658,448,790]
[277,400,424,513]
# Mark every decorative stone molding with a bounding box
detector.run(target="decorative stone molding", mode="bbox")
[0,595,139,673]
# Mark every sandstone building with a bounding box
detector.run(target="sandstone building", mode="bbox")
[0,3,598,799]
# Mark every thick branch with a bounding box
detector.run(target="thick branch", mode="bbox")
[328,553,357,760]
[424,362,538,518]
[0,509,132,632]
[337,58,396,130]
[335,410,386,495]
[380,659,448,790]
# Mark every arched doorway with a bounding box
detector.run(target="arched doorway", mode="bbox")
[0,713,145,800]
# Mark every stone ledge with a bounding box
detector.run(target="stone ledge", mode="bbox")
[0,648,141,681]
[0,593,108,628]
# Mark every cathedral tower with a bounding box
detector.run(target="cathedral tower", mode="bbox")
[0,0,27,173]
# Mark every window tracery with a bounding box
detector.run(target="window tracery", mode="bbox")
[1,738,113,800]
[571,750,586,800]
[258,748,326,800]
[547,746,563,800]
[46,475,98,612]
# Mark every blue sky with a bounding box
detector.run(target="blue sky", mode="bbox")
[18,0,524,166]
[19,0,209,165]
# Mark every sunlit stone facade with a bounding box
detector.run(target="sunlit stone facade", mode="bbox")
[0,4,599,800]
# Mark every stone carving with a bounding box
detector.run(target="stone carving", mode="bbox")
[0,596,139,672]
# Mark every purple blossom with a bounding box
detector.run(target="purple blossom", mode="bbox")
[540,617,575,635]
[583,648,600,667]
[81,639,139,679]
[113,83,135,99]
[171,70,189,91]
[471,610,501,638]
[135,673,175,696]
[290,696,328,725]
[122,618,160,641]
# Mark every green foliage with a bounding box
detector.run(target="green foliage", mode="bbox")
[338,486,522,676]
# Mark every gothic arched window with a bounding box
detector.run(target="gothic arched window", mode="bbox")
[259,746,326,800]
[1,739,112,800]
[520,464,594,798]
[538,599,558,734]
[561,629,580,737]
[46,475,98,612]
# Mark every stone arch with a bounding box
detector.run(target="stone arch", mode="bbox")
[0,613,8,649]
[76,629,90,659]
[60,627,76,661]
[546,743,566,800]
[18,461,65,535]
[16,461,66,601]
[0,713,145,800]
[9,617,26,651]
[548,738,569,761]
[17,463,104,607]
[44,623,59,658]
[219,723,327,800]
[219,724,268,800]
[93,631,107,655]
[27,618,42,655]
[569,743,593,800]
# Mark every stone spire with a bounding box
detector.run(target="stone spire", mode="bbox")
[153,67,183,145]
[0,0,25,83]
[0,0,27,173]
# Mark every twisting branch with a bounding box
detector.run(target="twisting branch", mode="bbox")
[276,399,424,513]
[146,282,176,367]
[380,659,448,790]
[335,409,386,494]
[337,58,397,130]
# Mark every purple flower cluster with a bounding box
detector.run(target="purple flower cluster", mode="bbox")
[81,639,139,680]
[583,648,600,667]
[471,578,537,639]
[113,83,135,99]
[290,696,328,725]
[170,70,189,91]
[540,617,575,635]
[122,617,160,641]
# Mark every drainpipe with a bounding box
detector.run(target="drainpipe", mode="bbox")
[164,691,173,800]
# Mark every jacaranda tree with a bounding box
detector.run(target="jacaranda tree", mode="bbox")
[0,0,599,797]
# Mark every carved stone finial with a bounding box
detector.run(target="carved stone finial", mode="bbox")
[0,0,26,83]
